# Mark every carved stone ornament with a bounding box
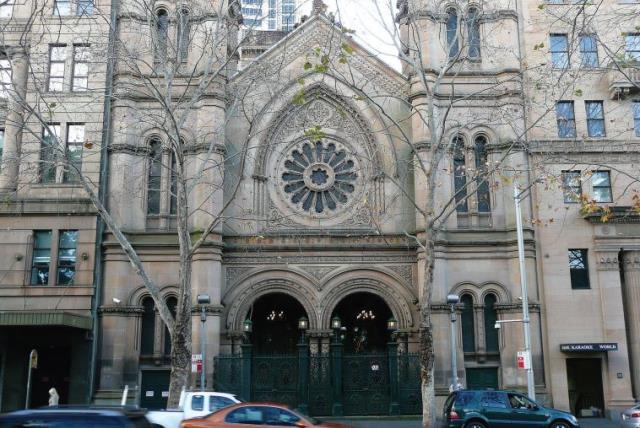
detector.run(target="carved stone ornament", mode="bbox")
[597,255,620,271]
[386,264,414,285]
[298,265,339,282]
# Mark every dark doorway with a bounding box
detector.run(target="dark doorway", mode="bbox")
[466,367,499,390]
[30,344,71,408]
[567,358,605,417]
[250,293,307,354]
[331,292,393,353]
[140,370,170,410]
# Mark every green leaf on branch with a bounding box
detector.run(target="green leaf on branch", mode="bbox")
[304,125,325,142]
[293,89,306,105]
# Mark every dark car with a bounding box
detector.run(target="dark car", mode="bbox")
[442,389,580,428]
[0,407,161,428]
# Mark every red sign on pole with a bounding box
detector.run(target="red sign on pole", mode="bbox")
[191,354,203,373]
[517,351,530,370]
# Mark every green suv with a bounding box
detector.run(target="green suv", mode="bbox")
[442,390,580,428]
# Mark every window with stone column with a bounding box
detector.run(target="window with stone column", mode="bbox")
[452,134,493,228]
[146,138,177,229]
[459,290,501,364]
[140,295,177,359]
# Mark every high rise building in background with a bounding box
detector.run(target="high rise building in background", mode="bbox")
[241,0,299,31]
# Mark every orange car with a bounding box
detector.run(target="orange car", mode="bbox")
[179,403,353,428]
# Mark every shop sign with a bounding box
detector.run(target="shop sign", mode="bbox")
[560,343,618,352]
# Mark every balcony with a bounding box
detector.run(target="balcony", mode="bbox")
[608,66,640,99]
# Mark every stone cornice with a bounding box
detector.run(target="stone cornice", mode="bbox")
[108,143,151,156]
[191,304,224,315]
[529,140,640,154]
[413,9,518,23]
[99,305,144,316]
[495,303,540,313]
[182,142,226,156]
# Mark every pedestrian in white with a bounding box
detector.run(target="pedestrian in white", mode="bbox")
[48,388,59,406]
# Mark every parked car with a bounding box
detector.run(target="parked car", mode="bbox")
[442,389,580,428]
[621,403,640,428]
[179,403,353,428]
[0,407,160,427]
[146,391,241,428]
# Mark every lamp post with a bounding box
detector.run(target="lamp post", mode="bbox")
[447,294,460,392]
[197,294,210,391]
[297,316,310,414]
[330,315,343,416]
[387,317,400,415]
[514,183,535,401]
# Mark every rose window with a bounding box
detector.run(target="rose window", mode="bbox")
[281,140,357,213]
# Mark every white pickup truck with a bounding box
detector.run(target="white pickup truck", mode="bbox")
[146,391,241,428]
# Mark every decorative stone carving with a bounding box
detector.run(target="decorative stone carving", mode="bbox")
[386,264,414,285]
[226,266,250,286]
[298,265,339,282]
[597,254,620,271]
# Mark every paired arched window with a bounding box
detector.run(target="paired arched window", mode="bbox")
[446,7,482,59]
[452,134,492,220]
[459,292,501,354]
[146,138,177,218]
[140,295,178,357]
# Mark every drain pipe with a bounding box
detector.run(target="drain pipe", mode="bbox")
[87,0,119,403]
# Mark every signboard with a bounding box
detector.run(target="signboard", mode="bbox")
[517,351,530,370]
[191,354,203,373]
[560,343,618,352]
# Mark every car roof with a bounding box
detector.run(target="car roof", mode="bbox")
[0,406,146,418]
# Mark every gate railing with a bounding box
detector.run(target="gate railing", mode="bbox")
[213,342,422,417]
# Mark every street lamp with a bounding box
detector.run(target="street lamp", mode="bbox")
[331,316,342,343]
[514,183,536,401]
[197,294,210,392]
[243,319,253,334]
[447,294,460,392]
[387,317,398,332]
[298,316,309,344]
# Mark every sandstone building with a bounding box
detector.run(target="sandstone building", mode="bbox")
[0,0,639,420]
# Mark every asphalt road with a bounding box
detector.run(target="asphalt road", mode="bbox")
[328,418,619,428]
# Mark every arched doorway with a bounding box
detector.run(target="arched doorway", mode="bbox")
[331,292,393,353]
[249,293,307,354]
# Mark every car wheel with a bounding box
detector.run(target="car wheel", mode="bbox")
[464,421,487,428]
[550,421,570,428]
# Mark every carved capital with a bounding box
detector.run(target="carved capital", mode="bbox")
[596,253,620,271]
[623,251,640,272]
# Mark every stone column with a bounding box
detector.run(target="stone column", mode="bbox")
[623,251,640,399]
[595,251,635,412]
[0,48,28,192]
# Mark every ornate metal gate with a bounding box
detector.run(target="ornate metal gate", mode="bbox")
[342,353,389,415]
[398,353,422,414]
[251,354,299,408]
[308,353,332,415]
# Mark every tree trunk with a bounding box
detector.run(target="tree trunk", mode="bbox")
[420,324,436,428]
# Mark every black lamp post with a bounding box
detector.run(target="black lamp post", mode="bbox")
[387,317,400,415]
[298,316,309,344]
[297,316,310,414]
[331,315,341,343]
[330,315,343,416]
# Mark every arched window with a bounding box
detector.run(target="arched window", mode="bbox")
[446,8,460,58]
[169,152,177,214]
[453,136,468,213]
[460,294,475,353]
[466,7,481,59]
[141,297,156,355]
[164,296,178,355]
[177,8,190,63]
[484,294,499,352]
[155,9,169,61]
[474,136,491,213]
[147,139,162,215]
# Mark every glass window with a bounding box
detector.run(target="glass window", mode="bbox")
[474,136,490,213]
[164,296,177,355]
[191,395,204,411]
[484,294,499,353]
[634,101,640,137]
[177,9,190,63]
[626,34,640,61]
[0,0,13,18]
[72,45,90,91]
[0,58,11,98]
[63,124,84,182]
[147,140,162,214]
[53,0,71,15]
[155,9,169,61]
[41,124,60,183]
[454,391,476,407]
[453,136,468,213]
[461,294,475,353]
[568,249,590,289]
[562,170,581,203]
[31,230,52,285]
[263,407,300,426]
[585,101,605,137]
[140,297,155,355]
[77,0,93,15]
[508,394,537,410]
[579,35,598,68]
[446,9,459,58]
[592,170,612,202]
[48,45,66,91]
[481,391,508,409]
[466,8,481,59]
[225,406,264,424]
[57,230,77,285]
[210,396,235,412]
[556,101,576,138]
[550,34,569,69]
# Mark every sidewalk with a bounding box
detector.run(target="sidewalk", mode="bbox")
[330,417,619,428]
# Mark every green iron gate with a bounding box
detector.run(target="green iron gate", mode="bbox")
[342,353,390,415]
[213,347,421,416]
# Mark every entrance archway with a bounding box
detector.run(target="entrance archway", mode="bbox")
[331,292,393,353]
[249,293,307,354]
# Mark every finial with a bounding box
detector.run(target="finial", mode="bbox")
[312,0,326,15]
